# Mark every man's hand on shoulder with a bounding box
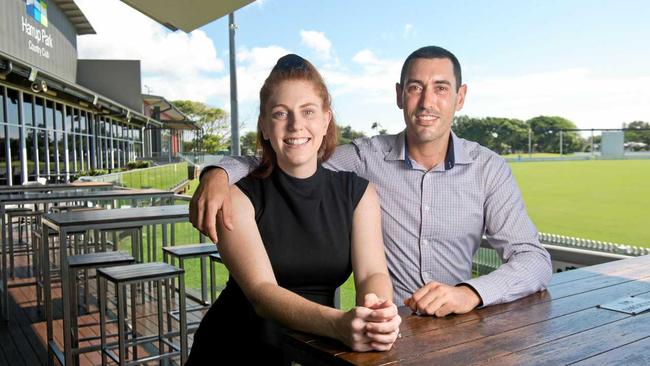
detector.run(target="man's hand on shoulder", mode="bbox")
[404,281,481,317]
[189,168,233,243]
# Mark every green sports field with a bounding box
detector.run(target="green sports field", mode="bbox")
[510,159,650,247]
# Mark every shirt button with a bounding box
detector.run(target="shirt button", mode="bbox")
[422,239,429,245]
[424,205,430,211]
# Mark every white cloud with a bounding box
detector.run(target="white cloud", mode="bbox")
[327,49,401,102]
[300,30,332,60]
[75,0,225,103]
[465,69,650,129]
[403,24,415,38]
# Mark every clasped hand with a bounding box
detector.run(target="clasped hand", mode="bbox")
[404,281,480,317]
[337,293,401,352]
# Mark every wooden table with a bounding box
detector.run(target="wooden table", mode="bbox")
[284,255,650,366]
[41,205,190,366]
[0,188,174,321]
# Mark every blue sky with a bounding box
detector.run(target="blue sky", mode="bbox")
[76,0,650,135]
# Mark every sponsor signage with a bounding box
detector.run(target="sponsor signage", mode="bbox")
[0,0,79,82]
[23,0,54,59]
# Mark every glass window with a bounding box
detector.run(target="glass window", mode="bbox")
[45,100,54,130]
[84,135,90,171]
[77,134,84,172]
[65,106,72,132]
[23,93,34,126]
[57,130,65,177]
[6,89,19,125]
[26,128,37,179]
[0,86,5,123]
[49,131,56,177]
[55,103,63,130]
[37,129,47,178]
[9,125,21,183]
[80,110,87,134]
[113,122,118,139]
[70,134,78,174]
[73,108,80,133]
[0,123,7,185]
[34,96,45,128]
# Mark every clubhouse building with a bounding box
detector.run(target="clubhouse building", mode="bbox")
[0,0,196,186]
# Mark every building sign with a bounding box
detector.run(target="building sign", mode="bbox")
[0,0,78,82]
[22,0,54,59]
[26,0,48,27]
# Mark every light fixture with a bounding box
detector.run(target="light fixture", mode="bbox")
[30,79,47,93]
[28,67,38,82]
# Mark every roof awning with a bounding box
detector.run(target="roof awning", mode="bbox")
[142,94,200,130]
[52,0,96,34]
[119,0,255,32]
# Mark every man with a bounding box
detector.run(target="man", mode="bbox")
[191,46,552,317]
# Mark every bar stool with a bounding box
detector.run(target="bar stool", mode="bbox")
[67,251,135,365]
[98,262,188,366]
[34,225,99,314]
[162,244,218,331]
[6,207,40,278]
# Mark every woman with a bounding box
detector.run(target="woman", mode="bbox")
[186,54,401,365]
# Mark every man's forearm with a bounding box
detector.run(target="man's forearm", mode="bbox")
[464,249,552,306]
[200,155,259,185]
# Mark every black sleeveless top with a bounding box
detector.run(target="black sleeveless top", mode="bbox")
[186,165,368,365]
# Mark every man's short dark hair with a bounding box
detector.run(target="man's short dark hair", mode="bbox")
[399,46,462,91]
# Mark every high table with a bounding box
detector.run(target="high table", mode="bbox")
[284,254,650,366]
[0,188,174,321]
[0,181,113,194]
[41,205,190,366]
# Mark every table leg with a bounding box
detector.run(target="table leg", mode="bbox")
[60,228,74,365]
[8,213,14,278]
[44,223,54,366]
[1,207,7,320]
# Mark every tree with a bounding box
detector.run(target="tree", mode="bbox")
[526,116,583,153]
[240,131,258,155]
[337,124,366,145]
[453,115,528,154]
[171,100,230,153]
[624,121,650,149]
[371,122,388,135]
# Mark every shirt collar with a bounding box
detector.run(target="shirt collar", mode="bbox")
[385,129,473,170]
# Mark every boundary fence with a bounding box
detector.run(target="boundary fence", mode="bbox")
[473,232,650,275]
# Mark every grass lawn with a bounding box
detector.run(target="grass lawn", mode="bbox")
[511,159,650,247]
[502,152,569,158]
[120,162,188,190]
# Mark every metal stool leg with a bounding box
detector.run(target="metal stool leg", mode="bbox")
[70,267,80,366]
[200,256,208,305]
[117,283,127,366]
[99,276,108,366]
[210,258,217,303]
[179,272,188,364]
[130,283,138,361]
[8,214,15,278]
[156,280,164,366]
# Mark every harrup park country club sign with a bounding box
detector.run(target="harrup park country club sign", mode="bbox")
[0,0,79,82]
[23,0,54,59]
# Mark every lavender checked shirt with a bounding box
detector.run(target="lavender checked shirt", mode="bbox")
[214,130,552,306]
